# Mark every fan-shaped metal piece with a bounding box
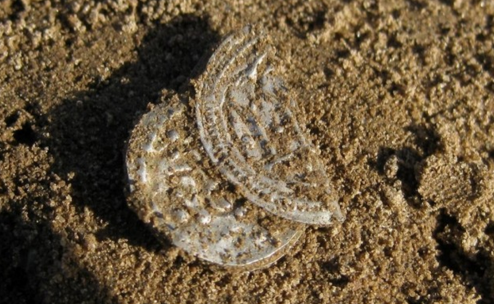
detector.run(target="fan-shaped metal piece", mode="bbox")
[194,26,343,225]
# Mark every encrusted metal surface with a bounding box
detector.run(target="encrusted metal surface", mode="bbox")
[126,99,302,269]
[126,26,343,269]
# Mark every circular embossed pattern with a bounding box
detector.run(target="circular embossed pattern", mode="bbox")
[126,97,303,269]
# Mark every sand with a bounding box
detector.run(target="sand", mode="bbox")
[1,0,493,303]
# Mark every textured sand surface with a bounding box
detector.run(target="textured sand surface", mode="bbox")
[1,1,494,303]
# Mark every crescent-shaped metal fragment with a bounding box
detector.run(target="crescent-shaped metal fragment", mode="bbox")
[194,26,344,225]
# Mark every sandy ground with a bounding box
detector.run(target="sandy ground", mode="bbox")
[1,0,494,303]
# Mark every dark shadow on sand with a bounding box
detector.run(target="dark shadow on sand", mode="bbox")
[372,124,494,303]
[0,207,115,304]
[46,15,219,252]
[0,15,219,304]
[372,124,441,208]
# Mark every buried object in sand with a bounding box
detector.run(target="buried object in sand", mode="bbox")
[125,26,344,269]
